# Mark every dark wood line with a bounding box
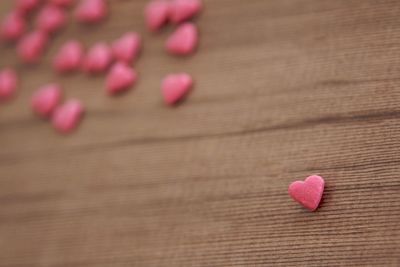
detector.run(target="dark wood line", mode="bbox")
[0,190,66,205]
[0,247,396,267]
[58,109,400,154]
[2,108,400,164]
[317,76,400,87]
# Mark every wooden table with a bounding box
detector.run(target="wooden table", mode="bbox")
[1,0,400,266]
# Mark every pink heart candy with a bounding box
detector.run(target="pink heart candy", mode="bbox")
[52,99,84,133]
[75,0,108,24]
[17,31,49,63]
[36,5,67,34]
[161,73,193,105]
[288,175,325,211]
[31,84,63,118]
[48,0,74,7]
[0,68,18,101]
[169,0,202,24]
[82,42,113,74]
[145,0,171,32]
[16,0,41,14]
[53,40,84,73]
[0,11,26,42]
[166,22,198,55]
[111,32,141,64]
[106,62,137,95]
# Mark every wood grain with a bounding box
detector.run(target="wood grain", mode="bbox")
[1,0,400,266]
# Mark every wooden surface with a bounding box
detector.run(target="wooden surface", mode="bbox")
[1,0,400,266]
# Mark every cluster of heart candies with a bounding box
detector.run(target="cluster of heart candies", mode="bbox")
[0,0,202,134]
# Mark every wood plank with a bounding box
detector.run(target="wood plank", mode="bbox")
[0,0,399,266]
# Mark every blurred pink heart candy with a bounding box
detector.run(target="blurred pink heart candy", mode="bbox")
[75,0,108,24]
[169,0,202,24]
[52,99,84,133]
[112,32,141,64]
[15,0,41,14]
[0,11,26,42]
[17,31,49,63]
[36,5,67,34]
[161,73,193,105]
[53,40,84,73]
[0,68,18,101]
[166,22,198,55]
[48,0,74,7]
[82,42,113,74]
[145,0,171,32]
[106,62,137,95]
[31,84,63,118]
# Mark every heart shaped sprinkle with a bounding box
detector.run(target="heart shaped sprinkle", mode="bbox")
[111,32,141,64]
[75,0,108,24]
[1,11,26,42]
[82,42,113,74]
[161,73,193,105]
[36,5,66,34]
[106,62,138,95]
[17,31,49,63]
[31,84,63,118]
[169,0,202,24]
[16,0,41,14]
[52,99,84,133]
[145,0,171,32]
[0,68,18,101]
[166,22,198,56]
[53,40,84,73]
[288,175,325,211]
[48,0,74,8]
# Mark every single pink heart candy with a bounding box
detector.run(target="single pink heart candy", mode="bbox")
[52,99,84,133]
[0,68,18,101]
[169,0,202,24]
[31,84,63,118]
[106,62,137,95]
[48,0,74,7]
[288,175,325,211]
[0,11,26,42]
[16,0,41,14]
[82,42,113,74]
[17,31,49,63]
[111,32,141,64]
[53,40,84,73]
[166,22,198,56]
[161,73,193,105]
[36,5,67,34]
[145,0,171,32]
[75,0,108,24]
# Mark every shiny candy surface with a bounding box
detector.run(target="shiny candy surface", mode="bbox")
[31,84,63,118]
[82,42,113,74]
[112,32,141,64]
[106,62,137,95]
[166,22,198,55]
[53,40,84,73]
[1,12,26,42]
[0,68,18,101]
[75,0,108,24]
[288,175,325,211]
[145,0,171,31]
[52,99,84,133]
[161,73,193,105]
[17,31,49,63]
[169,0,202,23]
[36,5,67,34]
